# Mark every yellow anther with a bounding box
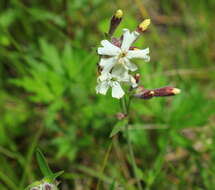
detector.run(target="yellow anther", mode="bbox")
[138,19,151,32]
[115,9,123,19]
[172,88,181,95]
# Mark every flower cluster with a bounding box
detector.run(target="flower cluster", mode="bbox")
[96,10,151,99]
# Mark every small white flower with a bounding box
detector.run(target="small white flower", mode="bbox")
[97,28,150,74]
[96,70,137,99]
[30,184,43,190]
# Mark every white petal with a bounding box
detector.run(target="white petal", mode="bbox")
[111,64,128,79]
[96,81,109,95]
[127,48,150,62]
[111,82,125,99]
[98,72,112,81]
[97,40,120,56]
[124,58,138,71]
[121,29,140,51]
[99,57,116,74]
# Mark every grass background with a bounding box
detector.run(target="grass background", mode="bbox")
[0,0,215,189]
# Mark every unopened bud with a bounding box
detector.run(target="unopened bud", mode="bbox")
[134,73,141,84]
[115,9,123,19]
[108,9,123,36]
[137,19,150,33]
[134,86,181,99]
[172,88,181,95]
[153,86,181,97]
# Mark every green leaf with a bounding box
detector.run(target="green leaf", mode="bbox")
[109,119,128,138]
[44,171,64,183]
[36,148,53,177]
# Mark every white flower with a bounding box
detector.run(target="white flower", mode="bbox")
[96,69,137,99]
[30,184,43,190]
[42,183,55,190]
[97,28,150,74]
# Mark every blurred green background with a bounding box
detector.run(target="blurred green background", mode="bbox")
[0,0,215,189]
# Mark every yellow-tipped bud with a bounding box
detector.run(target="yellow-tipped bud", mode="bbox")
[115,9,123,19]
[149,91,155,95]
[172,88,181,95]
[138,19,151,32]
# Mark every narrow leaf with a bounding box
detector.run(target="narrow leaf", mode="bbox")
[109,119,127,138]
[44,171,64,183]
[36,148,53,177]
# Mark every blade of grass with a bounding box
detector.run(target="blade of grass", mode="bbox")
[19,124,44,189]
[0,171,19,190]
[96,141,113,190]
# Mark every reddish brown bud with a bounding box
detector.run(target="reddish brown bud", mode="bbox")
[108,9,123,36]
[134,73,141,84]
[134,86,181,99]
[153,86,181,97]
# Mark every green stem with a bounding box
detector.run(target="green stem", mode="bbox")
[121,97,142,190]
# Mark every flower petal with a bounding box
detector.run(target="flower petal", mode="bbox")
[121,29,140,51]
[111,64,128,79]
[97,40,120,56]
[127,48,150,62]
[111,82,125,99]
[124,58,138,71]
[96,81,109,95]
[98,72,112,81]
[99,57,116,74]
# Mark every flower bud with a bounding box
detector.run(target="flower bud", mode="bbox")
[134,73,141,84]
[134,86,181,99]
[153,86,181,97]
[115,9,123,19]
[137,19,150,33]
[108,9,123,36]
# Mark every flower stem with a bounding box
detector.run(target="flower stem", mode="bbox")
[121,97,143,190]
